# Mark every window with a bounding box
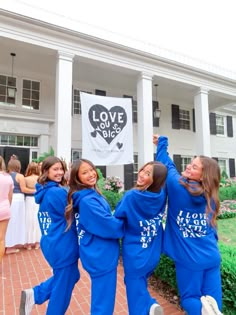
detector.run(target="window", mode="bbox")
[71,149,82,162]
[181,156,192,173]
[73,89,92,115]
[133,153,138,184]
[179,109,190,130]
[216,115,225,135]
[0,75,16,105]
[0,134,38,147]
[22,79,40,110]
[218,159,227,175]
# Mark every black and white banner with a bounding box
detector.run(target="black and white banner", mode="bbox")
[80,92,133,165]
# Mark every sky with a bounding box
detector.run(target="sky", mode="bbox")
[6,0,236,72]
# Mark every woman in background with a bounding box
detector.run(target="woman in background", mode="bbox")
[5,158,35,254]
[0,156,14,262]
[24,161,41,250]
[114,161,167,315]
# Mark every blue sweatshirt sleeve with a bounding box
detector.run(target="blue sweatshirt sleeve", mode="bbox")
[80,197,124,239]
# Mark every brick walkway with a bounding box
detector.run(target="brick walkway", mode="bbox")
[0,248,184,315]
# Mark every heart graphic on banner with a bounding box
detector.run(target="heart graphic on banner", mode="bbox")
[88,104,127,144]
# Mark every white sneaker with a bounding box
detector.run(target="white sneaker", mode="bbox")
[19,289,35,315]
[149,303,164,315]
[201,295,223,315]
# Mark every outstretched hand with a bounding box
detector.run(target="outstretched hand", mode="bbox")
[153,134,159,146]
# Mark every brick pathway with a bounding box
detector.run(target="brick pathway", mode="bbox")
[0,248,184,314]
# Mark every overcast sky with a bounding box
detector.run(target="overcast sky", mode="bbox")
[12,0,236,72]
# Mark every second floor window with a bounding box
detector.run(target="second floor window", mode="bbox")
[22,79,40,110]
[179,109,190,130]
[0,75,16,105]
[216,115,225,135]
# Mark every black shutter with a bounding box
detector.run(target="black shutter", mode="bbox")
[229,159,235,177]
[123,95,137,123]
[227,116,233,137]
[172,104,180,129]
[209,113,216,135]
[124,163,134,190]
[212,157,218,162]
[153,101,160,127]
[95,89,106,96]
[192,108,196,132]
[173,154,181,174]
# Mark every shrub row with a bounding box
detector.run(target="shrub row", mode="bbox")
[154,243,236,315]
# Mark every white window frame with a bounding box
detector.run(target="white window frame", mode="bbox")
[218,158,228,176]
[179,108,191,130]
[181,156,192,173]
[216,114,226,136]
[22,78,40,110]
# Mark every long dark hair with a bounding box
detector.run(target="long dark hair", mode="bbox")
[179,156,221,226]
[135,161,167,192]
[37,156,66,186]
[65,159,100,229]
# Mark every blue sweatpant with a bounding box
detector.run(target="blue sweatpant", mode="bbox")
[33,261,80,315]
[90,268,117,315]
[175,263,222,315]
[124,274,157,315]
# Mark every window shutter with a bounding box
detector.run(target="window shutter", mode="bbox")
[227,116,233,137]
[192,108,196,132]
[95,89,106,96]
[209,113,216,135]
[172,104,180,129]
[212,157,218,162]
[123,95,137,123]
[124,163,134,190]
[152,101,160,127]
[229,158,235,177]
[173,154,181,173]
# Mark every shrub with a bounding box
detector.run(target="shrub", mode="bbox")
[104,176,123,193]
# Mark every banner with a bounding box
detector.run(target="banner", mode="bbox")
[80,92,133,166]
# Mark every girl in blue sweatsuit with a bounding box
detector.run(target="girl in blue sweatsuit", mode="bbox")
[19,156,80,315]
[65,159,124,315]
[114,161,167,315]
[153,135,222,315]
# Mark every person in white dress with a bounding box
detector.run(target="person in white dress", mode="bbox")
[24,162,41,250]
[5,158,35,254]
[0,156,14,261]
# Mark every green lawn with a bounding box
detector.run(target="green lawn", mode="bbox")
[217,217,236,246]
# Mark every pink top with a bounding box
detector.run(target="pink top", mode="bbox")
[0,172,14,221]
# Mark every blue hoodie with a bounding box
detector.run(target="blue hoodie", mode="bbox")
[156,136,221,270]
[114,189,166,277]
[35,181,79,269]
[72,188,124,277]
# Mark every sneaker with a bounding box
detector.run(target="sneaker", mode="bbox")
[19,289,35,315]
[201,296,223,315]
[149,303,164,315]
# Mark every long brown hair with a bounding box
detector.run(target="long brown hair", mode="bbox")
[135,161,167,192]
[37,156,66,186]
[65,159,100,229]
[25,162,40,177]
[0,155,6,171]
[179,156,221,226]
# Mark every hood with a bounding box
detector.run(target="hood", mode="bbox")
[180,178,206,205]
[125,188,166,217]
[35,181,59,204]
[72,188,95,208]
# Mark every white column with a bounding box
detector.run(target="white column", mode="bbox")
[137,73,153,168]
[55,51,74,164]
[194,87,211,156]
